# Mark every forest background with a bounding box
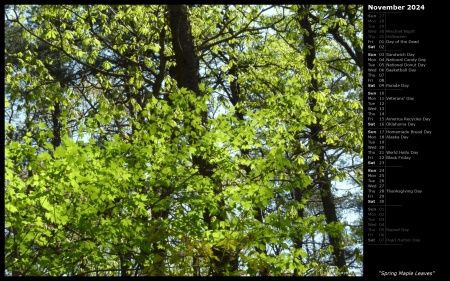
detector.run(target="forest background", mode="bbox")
[4,4,363,276]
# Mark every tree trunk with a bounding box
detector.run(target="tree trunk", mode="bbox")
[168,5,230,276]
[297,5,347,274]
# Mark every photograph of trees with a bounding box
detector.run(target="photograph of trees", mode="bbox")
[5,4,363,276]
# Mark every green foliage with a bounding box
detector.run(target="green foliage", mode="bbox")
[5,4,362,276]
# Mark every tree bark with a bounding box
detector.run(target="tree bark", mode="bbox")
[168,5,229,276]
[297,5,347,274]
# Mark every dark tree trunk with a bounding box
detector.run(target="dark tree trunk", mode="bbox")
[167,5,229,276]
[297,5,347,274]
[51,101,62,148]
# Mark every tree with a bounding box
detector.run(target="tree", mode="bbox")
[5,4,363,276]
